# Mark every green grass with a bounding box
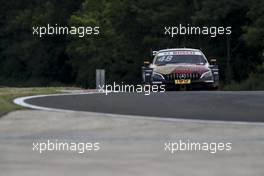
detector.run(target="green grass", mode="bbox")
[0,87,79,116]
[223,63,264,91]
[223,74,264,91]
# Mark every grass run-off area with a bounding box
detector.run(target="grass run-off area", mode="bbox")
[0,87,79,116]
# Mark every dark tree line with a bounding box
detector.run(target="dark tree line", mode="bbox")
[0,0,263,88]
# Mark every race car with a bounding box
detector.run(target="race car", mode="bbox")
[142,48,219,90]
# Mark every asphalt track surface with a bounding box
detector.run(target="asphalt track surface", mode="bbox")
[25,91,264,122]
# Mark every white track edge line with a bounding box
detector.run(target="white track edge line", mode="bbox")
[13,92,264,126]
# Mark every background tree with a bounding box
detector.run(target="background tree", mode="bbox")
[0,0,263,89]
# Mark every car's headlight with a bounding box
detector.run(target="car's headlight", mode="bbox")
[152,72,165,80]
[200,71,213,79]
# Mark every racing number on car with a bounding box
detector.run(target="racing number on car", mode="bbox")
[165,55,173,61]
[157,55,173,62]
[157,56,165,62]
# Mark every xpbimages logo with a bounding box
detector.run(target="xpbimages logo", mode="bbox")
[32,24,100,37]
[164,140,232,154]
[164,24,232,38]
[98,82,166,95]
[32,140,100,154]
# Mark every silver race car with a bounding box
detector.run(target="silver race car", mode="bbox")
[142,48,219,90]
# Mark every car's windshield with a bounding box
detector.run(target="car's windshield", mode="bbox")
[155,51,207,65]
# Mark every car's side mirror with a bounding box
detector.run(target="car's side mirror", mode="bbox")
[210,59,217,65]
[152,51,158,56]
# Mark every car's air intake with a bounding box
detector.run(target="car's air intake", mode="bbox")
[164,73,201,81]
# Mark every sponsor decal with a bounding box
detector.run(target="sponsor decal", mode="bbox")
[158,50,202,56]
